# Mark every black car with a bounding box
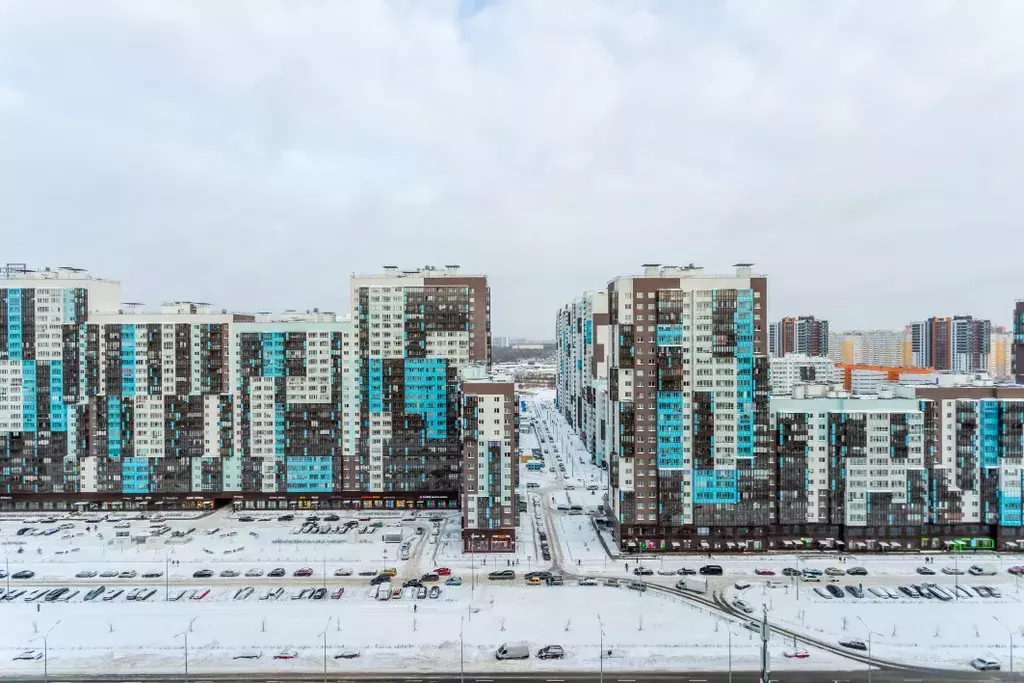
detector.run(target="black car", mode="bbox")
[633,567,654,576]
[839,639,868,651]
[369,575,391,586]
[293,568,314,577]
[826,584,845,598]
[193,569,214,579]
[238,516,255,522]
[141,571,163,579]
[547,575,564,586]
[537,645,565,660]
[487,570,516,581]
[844,585,864,598]
[898,585,917,598]
[676,567,697,575]
[403,580,424,588]
[324,514,341,522]
[846,566,868,576]
[525,571,552,581]
[358,570,377,577]
[916,566,936,575]
[699,565,724,576]
[782,567,801,577]
[11,571,35,580]
[268,568,286,578]
[278,514,295,522]
[421,573,440,582]
[310,588,327,600]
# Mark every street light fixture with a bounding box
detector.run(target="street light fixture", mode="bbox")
[856,616,882,683]
[29,620,60,683]
[318,617,332,683]
[598,614,605,683]
[726,624,736,683]
[460,615,466,683]
[994,616,1016,682]
[174,616,198,683]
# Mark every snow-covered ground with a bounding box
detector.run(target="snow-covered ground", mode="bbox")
[724,576,1024,672]
[0,581,851,676]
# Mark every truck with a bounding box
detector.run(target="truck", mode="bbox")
[381,529,404,544]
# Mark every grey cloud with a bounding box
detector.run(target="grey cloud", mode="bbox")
[1,0,1022,337]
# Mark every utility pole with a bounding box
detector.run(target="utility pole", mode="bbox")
[460,616,466,683]
[759,604,770,683]
[598,614,605,683]
[318,617,332,683]
[175,616,197,683]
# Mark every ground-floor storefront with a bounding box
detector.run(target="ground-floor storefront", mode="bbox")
[462,528,516,553]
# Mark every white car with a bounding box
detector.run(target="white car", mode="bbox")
[13,650,43,661]
[971,657,1001,671]
[274,649,299,660]
[578,578,598,586]
[783,648,810,659]
[334,568,354,576]
[734,581,751,590]
[233,649,263,660]
[244,568,264,577]
[733,599,754,614]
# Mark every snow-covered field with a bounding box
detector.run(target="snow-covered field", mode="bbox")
[0,580,850,676]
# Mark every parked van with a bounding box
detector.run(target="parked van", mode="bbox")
[376,585,391,601]
[496,642,530,660]
[968,564,997,576]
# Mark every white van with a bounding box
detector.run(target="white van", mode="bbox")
[968,564,997,576]
[376,585,391,601]
[496,642,530,660]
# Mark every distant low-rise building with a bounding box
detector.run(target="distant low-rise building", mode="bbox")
[769,355,838,395]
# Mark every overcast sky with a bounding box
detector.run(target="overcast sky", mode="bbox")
[1,1,1021,338]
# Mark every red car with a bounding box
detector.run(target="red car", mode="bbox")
[274,649,298,660]
[754,568,776,576]
[293,568,313,577]
[434,567,452,576]
[1008,566,1024,575]
[192,589,210,601]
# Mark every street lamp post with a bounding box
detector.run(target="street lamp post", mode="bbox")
[726,625,735,683]
[318,617,332,683]
[165,553,170,602]
[598,615,605,683]
[460,616,466,683]
[30,620,60,683]
[994,616,1016,682]
[856,616,882,683]
[954,551,959,601]
[174,617,197,683]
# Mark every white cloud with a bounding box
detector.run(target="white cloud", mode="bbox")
[1,0,1021,336]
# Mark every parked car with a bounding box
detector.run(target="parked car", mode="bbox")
[916,566,936,575]
[734,581,751,591]
[677,567,697,576]
[331,588,344,599]
[578,578,598,586]
[118,570,137,579]
[333,648,361,659]
[311,588,327,600]
[754,568,775,576]
[488,570,516,581]
[733,599,754,613]
[233,649,263,660]
[369,575,391,586]
[537,645,565,660]
[526,577,543,586]
[334,568,353,577]
[245,568,264,577]
[547,575,564,586]
[495,642,530,660]
[274,649,298,660]
[845,585,864,599]
[826,584,845,598]
[782,568,801,577]
[76,570,97,578]
[846,566,868,576]
[434,567,452,576]
[699,565,723,576]
[193,569,214,579]
[445,576,462,586]
[824,567,845,576]
[605,578,620,587]
[525,571,552,581]
[268,568,286,578]
[633,567,654,576]
[142,571,163,579]
[12,650,43,661]
[417,586,428,599]
[783,648,810,659]
[839,639,868,651]
[99,570,118,578]
[421,573,440,583]
[813,587,832,599]
[220,570,240,578]
[293,567,314,577]
[627,581,647,592]
[971,656,1001,671]
[277,514,295,522]
[237,516,255,523]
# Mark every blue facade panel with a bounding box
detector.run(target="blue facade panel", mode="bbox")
[6,289,21,361]
[108,396,121,459]
[21,360,36,432]
[694,469,739,504]
[980,401,1000,469]
[122,457,150,494]
[274,403,285,457]
[260,332,285,378]
[120,324,136,397]
[656,391,683,469]
[368,358,384,414]
[287,455,333,492]
[404,358,447,440]
[655,324,683,347]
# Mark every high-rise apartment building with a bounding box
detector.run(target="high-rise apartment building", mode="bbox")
[555,291,610,467]
[829,329,904,367]
[1014,302,1024,384]
[768,354,837,395]
[348,265,490,496]
[909,315,991,372]
[460,368,518,551]
[990,326,1014,380]
[769,316,828,358]
[602,263,771,551]
[0,263,511,534]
